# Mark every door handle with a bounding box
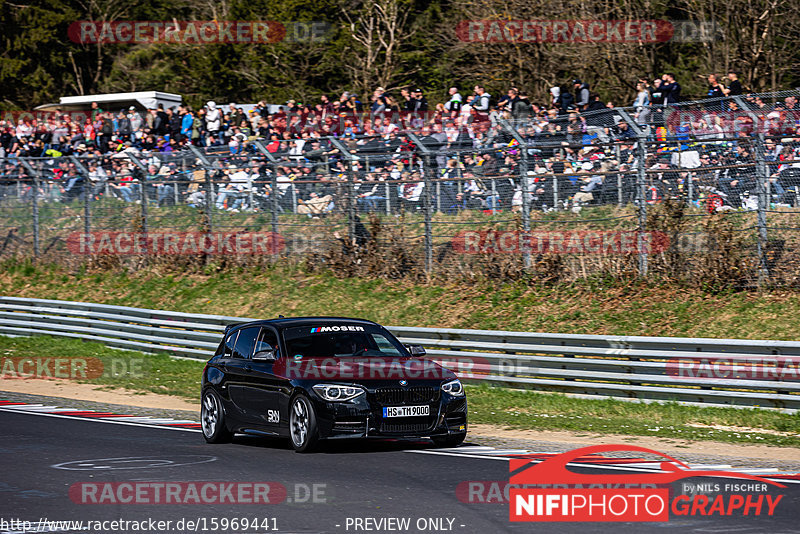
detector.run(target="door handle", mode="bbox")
[244,365,252,372]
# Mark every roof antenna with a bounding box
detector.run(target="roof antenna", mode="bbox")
[278,314,285,318]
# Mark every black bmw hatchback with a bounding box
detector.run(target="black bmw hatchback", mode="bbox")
[201,317,467,451]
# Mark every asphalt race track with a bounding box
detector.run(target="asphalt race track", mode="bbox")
[1,409,799,534]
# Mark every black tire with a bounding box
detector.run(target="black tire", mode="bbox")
[201,388,233,443]
[432,433,466,448]
[289,394,319,452]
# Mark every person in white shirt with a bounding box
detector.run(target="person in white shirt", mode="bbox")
[444,87,462,114]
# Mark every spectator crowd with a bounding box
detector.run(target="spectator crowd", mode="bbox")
[1,74,799,215]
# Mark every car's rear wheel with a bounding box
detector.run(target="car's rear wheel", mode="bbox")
[201,388,233,443]
[432,434,466,448]
[289,394,319,452]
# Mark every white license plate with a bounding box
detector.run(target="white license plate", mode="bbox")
[383,405,429,418]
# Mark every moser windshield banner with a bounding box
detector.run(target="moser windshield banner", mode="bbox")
[509,445,785,522]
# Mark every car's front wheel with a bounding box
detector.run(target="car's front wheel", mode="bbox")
[289,394,319,452]
[201,388,233,443]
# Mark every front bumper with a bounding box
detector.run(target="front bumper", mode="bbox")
[311,391,467,440]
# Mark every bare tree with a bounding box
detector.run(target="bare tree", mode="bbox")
[340,0,419,95]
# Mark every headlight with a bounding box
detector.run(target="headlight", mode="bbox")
[441,379,465,397]
[312,384,365,402]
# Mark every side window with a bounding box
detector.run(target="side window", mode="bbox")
[371,334,402,356]
[222,331,239,358]
[232,327,259,359]
[255,328,280,358]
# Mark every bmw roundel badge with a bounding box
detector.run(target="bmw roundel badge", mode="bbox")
[399,380,408,386]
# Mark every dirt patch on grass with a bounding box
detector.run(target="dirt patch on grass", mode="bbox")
[686,422,800,437]
[0,378,198,411]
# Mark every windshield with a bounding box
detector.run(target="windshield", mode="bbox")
[282,324,407,359]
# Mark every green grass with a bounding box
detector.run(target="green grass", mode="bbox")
[2,335,799,447]
[0,335,205,400]
[3,259,800,340]
[466,384,800,447]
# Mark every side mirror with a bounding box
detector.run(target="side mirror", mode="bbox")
[406,344,426,357]
[253,349,276,362]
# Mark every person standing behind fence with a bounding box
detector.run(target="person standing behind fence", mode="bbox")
[633,82,651,127]
[128,106,143,138]
[444,87,462,117]
[181,105,194,143]
[661,73,681,105]
[117,110,131,142]
[192,108,204,146]
[98,112,113,153]
[205,101,221,146]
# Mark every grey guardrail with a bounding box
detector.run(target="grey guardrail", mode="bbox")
[1,296,798,411]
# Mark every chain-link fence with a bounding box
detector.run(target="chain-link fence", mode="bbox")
[1,91,799,286]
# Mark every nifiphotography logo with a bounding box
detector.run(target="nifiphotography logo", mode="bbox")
[509,444,785,522]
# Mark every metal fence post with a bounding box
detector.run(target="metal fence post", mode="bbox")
[69,156,92,239]
[19,158,40,259]
[83,173,91,238]
[405,132,433,274]
[271,165,279,258]
[735,96,770,285]
[188,145,214,235]
[32,173,39,259]
[754,133,769,285]
[617,109,648,276]
[499,117,531,270]
[423,155,433,273]
[553,172,558,210]
[636,138,648,276]
[126,154,152,243]
[615,143,623,206]
[327,137,359,244]
[252,140,282,251]
[139,176,148,236]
